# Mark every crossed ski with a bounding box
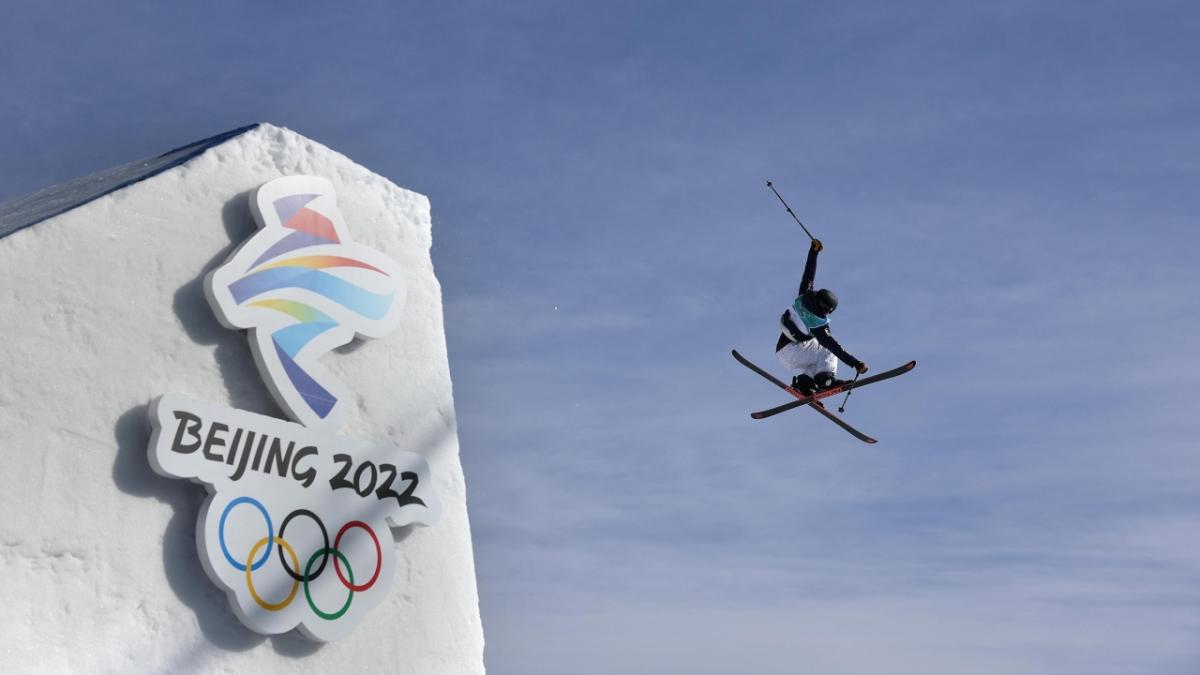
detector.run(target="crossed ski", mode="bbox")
[731,349,916,443]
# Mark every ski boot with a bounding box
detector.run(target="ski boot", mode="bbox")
[813,372,847,392]
[790,374,817,395]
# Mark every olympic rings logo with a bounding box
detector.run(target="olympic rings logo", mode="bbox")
[218,496,383,620]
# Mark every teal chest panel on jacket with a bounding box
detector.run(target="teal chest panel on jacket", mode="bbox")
[792,298,829,331]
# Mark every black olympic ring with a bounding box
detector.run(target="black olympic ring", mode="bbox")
[277,508,330,583]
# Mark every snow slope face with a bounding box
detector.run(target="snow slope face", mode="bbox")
[0,124,484,673]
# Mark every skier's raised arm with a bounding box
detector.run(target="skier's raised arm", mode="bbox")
[798,238,822,296]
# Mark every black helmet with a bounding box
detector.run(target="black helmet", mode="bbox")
[813,288,838,315]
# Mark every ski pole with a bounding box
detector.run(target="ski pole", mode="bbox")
[766,180,816,241]
[838,372,861,413]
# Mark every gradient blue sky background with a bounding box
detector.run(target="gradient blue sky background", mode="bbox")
[4,2,1199,672]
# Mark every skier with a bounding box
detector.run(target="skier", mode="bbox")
[776,238,869,395]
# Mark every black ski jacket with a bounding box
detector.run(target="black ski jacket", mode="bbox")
[775,247,863,370]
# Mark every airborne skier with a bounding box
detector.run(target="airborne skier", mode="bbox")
[731,181,915,441]
[776,238,869,394]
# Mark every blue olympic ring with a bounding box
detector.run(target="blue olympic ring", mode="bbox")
[219,496,274,571]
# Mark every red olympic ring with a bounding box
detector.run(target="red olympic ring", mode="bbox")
[333,520,382,592]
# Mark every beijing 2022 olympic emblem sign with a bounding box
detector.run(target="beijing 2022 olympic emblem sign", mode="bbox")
[148,176,439,641]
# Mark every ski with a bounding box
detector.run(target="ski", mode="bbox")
[731,349,882,443]
[751,360,916,419]
[802,398,876,443]
[734,351,916,420]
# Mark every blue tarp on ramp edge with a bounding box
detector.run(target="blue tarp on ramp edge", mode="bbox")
[0,124,259,241]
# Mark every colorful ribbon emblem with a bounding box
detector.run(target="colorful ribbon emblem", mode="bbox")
[207,176,405,429]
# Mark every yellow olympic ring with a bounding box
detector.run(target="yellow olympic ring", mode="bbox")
[245,536,300,611]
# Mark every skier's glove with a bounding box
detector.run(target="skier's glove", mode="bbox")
[810,239,823,253]
[855,362,869,375]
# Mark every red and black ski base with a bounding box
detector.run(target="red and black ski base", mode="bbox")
[731,349,878,443]
[732,349,916,443]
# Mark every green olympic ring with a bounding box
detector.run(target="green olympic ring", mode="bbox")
[304,547,354,620]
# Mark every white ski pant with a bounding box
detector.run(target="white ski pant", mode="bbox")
[776,338,838,377]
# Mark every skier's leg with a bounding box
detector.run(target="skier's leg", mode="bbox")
[812,351,844,390]
[775,341,809,371]
[798,344,835,377]
[778,339,822,394]
[821,351,838,377]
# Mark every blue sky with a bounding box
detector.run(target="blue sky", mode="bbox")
[4,1,1200,672]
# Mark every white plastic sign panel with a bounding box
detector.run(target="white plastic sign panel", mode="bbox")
[148,176,438,641]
